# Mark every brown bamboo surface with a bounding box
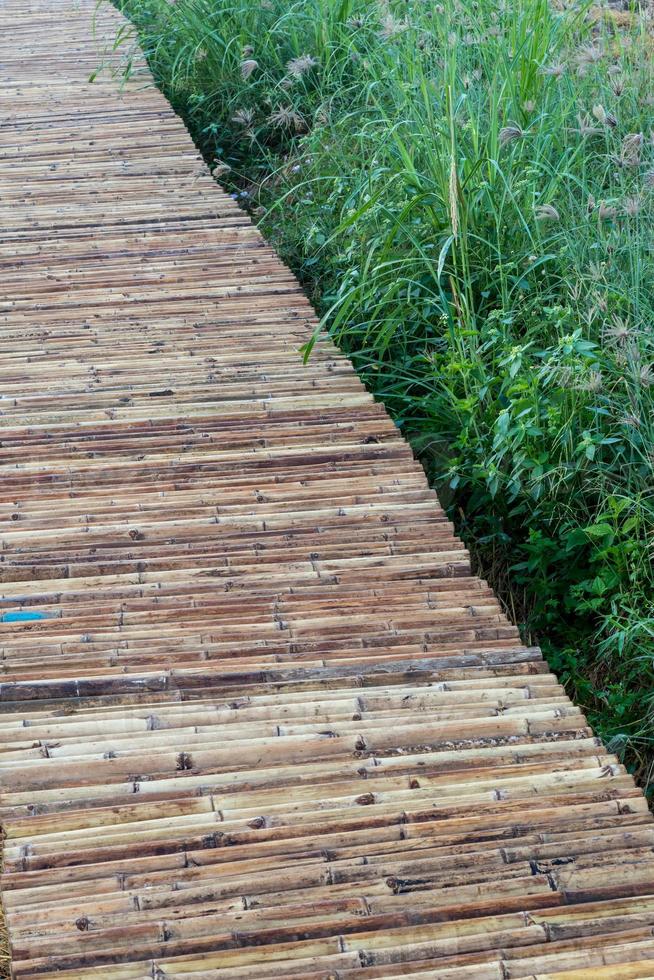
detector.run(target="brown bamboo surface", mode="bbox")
[2,1,654,978]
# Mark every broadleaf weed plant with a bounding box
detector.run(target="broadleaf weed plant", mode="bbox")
[113,0,654,789]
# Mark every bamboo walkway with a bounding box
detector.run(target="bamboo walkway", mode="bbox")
[1,1,654,978]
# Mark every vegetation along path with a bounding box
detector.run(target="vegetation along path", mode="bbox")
[1,1,654,977]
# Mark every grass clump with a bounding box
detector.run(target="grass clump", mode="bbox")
[114,0,654,788]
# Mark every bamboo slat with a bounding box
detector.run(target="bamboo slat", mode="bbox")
[1,0,654,977]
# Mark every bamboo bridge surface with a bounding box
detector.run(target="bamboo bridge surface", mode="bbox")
[2,2,654,979]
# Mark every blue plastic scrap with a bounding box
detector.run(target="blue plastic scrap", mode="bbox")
[1,610,50,622]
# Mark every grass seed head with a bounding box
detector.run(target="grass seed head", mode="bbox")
[268,106,306,131]
[620,132,644,166]
[499,124,524,146]
[540,61,566,78]
[286,54,318,78]
[622,195,641,216]
[535,203,560,221]
[574,113,603,137]
[607,316,632,344]
[380,14,406,38]
[241,59,258,79]
[586,370,604,392]
[232,108,255,127]
[592,103,618,127]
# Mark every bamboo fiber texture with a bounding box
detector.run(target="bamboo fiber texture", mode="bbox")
[1,1,654,978]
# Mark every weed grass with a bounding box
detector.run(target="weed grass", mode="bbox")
[114,0,654,788]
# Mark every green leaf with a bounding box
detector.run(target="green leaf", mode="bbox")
[584,523,614,539]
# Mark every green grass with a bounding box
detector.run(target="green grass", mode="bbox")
[112,0,654,788]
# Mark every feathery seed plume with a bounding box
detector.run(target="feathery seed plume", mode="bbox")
[241,59,259,80]
[535,203,560,221]
[286,54,318,78]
